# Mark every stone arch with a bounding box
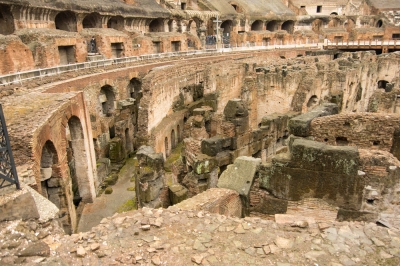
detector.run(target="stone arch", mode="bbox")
[266,20,278,32]
[82,12,102,28]
[251,20,263,31]
[165,137,169,157]
[188,19,198,34]
[149,18,165,32]
[306,95,319,110]
[127,78,142,138]
[168,19,179,32]
[171,129,176,150]
[0,4,15,35]
[66,116,93,205]
[177,124,181,142]
[281,20,294,34]
[207,17,216,35]
[125,128,133,154]
[328,17,340,28]
[230,2,244,13]
[107,16,124,31]
[376,19,383,28]
[40,140,59,199]
[377,80,389,91]
[99,85,116,116]
[221,20,233,34]
[312,19,323,33]
[344,18,355,32]
[55,11,77,32]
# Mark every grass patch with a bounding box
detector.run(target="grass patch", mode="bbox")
[127,186,135,191]
[117,199,137,213]
[164,142,184,173]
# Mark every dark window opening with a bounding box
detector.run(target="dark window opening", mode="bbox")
[393,34,400,39]
[316,6,322,13]
[153,41,161,53]
[324,138,328,142]
[373,140,380,146]
[111,43,124,58]
[376,20,383,28]
[344,122,351,127]
[171,41,181,52]
[58,46,76,65]
[336,136,348,146]
[300,6,305,8]
[181,3,186,10]
[367,199,374,205]
[109,126,116,139]
[378,80,389,90]
[330,12,338,15]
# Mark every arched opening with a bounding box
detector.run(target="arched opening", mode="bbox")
[378,80,389,90]
[336,136,348,146]
[376,20,383,28]
[66,116,94,203]
[307,95,319,110]
[40,141,59,199]
[99,85,115,116]
[177,124,181,142]
[221,20,233,34]
[149,18,164,32]
[344,18,355,32]
[55,11,77,32]
[328,18,340,28]
[207,17,215,36]
[171,129,176,150]
[82,12,102,28]
[168,19,178,32]
[330,12,338,16]
[266,20,278,32]
[107,16,124,31]
[251,20,263,31]
[127,78,142,141]
[165,137,169,157]
[188,19,198,35]
[0,4,15,35]
[281,20,294,34]
[125,128,132,155]
[230,3,243,13]
[312,19,323,33]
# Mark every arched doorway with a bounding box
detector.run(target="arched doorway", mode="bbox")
[66,116,93,204]
[127,78,142,143]
[168,19,178,32]
[0,4,15,35]
[82,12,102,28]
[55,11,77,32]
[221,20,233,34]
[107,16,124,31]
[149,18,164,32]
[171,129,176,150]
[165,137,169,157]
[188,19,198,35]
[266,20,278,32]
[251,20,263,31]
[378,80,389,91]
[99,85,115,116]
[306,95,319,110]
[281,20,294,34]
[376,20,383,28]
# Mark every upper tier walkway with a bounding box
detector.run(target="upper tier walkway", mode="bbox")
[0,42,321,87]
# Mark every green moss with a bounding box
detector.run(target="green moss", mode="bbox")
[127,186,135,191]
[104,187,113,194]
[104,174,119,186]
[164,142,184,173]
[117,199,137,213]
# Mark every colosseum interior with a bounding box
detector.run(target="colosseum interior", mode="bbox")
[1,0,400,265]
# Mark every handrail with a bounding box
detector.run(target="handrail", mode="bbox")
[0,42,320,86]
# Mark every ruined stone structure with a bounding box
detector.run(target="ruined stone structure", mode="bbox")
[1,0,400,265]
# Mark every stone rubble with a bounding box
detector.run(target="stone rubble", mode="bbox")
[0,206,400,265]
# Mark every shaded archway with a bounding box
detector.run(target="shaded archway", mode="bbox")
[82,12,102,28]
[107,16,124,31]
[306,95,319,110]
[378,80,389,91]
[207,17,216,36]
[230,2,243,13]
[99,85,115,116]
[168,19,179,32]
[165,137,169,157]
[127,78,142,141]
[266,20,278,32]
[221,20,233,34]
[55,11,77,32]
[376,19,383,28]
[281,20,294,34]
[251,20,263,31]
[188,19,198,35]
[171,129,176,149]
[0,4,15,35]
[66,116,93,204]
[149,18,164,32]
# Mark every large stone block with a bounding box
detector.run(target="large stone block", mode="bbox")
[192,154,217,175]
[289,103,338,137]
[201,136,232,157]
[109,137,124,162]
[217,156,261,201]
[290,138,359,175]
[224,98,248,121]
[169,184,188,205]
[250,194,288,215]
[136,146,164,172]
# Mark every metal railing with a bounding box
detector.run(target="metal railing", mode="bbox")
[324,39,399,48]
[0,42,321,86]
